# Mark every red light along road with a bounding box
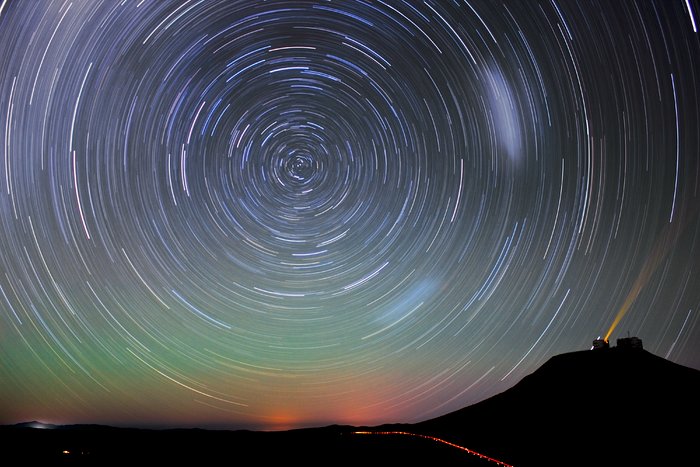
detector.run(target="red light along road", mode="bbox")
[353,431,514,466]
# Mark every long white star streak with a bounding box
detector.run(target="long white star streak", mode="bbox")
[0,0,699,431]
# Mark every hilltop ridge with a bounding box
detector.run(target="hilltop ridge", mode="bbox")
[412,344,700,466]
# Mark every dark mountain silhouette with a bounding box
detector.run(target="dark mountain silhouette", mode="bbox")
[3,343,698,466]
[405,345,700,466]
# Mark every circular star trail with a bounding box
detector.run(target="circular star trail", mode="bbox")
[1,0,699,430]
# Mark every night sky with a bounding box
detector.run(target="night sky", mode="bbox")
[1,0,699,431]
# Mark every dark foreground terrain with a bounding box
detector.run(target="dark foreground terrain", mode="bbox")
[407,346,700,466]
[4,346,698,466]
[1,424,500,466]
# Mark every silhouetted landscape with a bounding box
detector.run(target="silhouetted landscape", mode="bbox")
[4,342,698,466]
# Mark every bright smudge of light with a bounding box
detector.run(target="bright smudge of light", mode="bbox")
[30,422,53,429]
[354,431,514,466]
[484,64,522,161]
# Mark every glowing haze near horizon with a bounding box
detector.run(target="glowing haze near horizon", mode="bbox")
[1,0,699,431]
